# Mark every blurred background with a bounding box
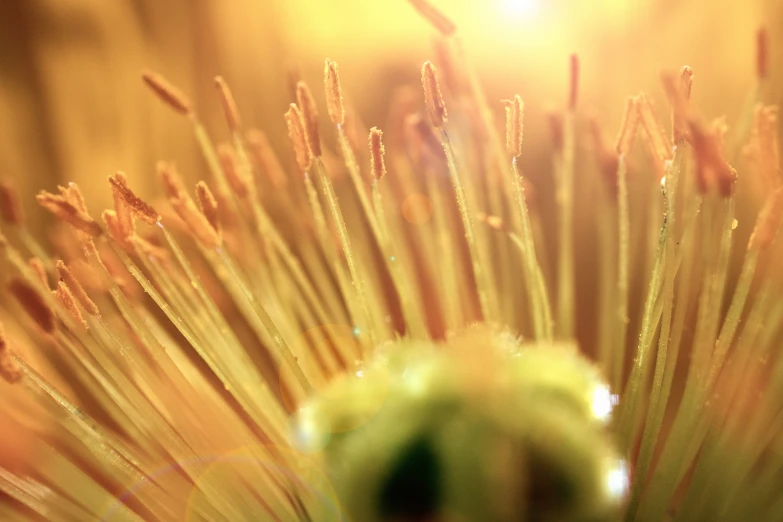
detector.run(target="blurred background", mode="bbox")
[0,0,776,229]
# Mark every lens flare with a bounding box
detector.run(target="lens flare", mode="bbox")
[504,0,540,18]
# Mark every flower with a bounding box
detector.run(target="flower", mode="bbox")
[0,1,781,521]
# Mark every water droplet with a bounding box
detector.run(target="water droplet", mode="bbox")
[591,385,613,422]
[606,459,629,500]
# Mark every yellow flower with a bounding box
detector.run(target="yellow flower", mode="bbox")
[0,1,781,521]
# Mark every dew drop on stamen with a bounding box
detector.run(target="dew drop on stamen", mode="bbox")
[606,459,630,501]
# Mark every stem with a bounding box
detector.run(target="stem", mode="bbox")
[314,158,377,349]
[596,201,616,381]
[191,117,231,196]
[631,197,700,511]
[614,156,630,388]
[705,248,759,391]
[454,37,523,232]
[555,113,576,338]
[14,227,51,267]
[440,130,491,322]
[420,157,462,331]
[626,168,680,519]
[619,150,682,447]
[215,246,313,396]
[303,172,357,328]
[637,196,736,522]
[335,126,383,242]
[511,157,553,341]
[372,180,428,339]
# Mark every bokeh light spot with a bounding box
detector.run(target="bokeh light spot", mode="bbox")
[402,193,433,225]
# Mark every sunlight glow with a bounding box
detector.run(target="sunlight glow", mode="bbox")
[504,0,541,18]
